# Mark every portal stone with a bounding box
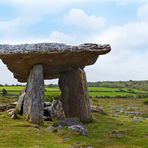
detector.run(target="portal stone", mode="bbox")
[59,68,92,123]
[23,64,44,124]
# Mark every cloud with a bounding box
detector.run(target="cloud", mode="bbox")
[48,31,77,44]
[86,2,148,81]
[138,2,148,21]
[65,8,106,31]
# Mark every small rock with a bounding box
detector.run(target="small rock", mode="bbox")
[44,102,52,107]
[53,117,81,127]
[10,111,18,119]
[50,100,65,120]
[15,92,25,115]
[6,102,17,110]
[91,105,107,115]
[68,125,88,136]
[133,116,143,122]
[43,116,52,121]
[62,137,70,141]
[7,108,15,113]
[111,130,124,138]
[47,126,52,132]
[115,107,124,113]
[125,111,140,117]
[8,110,14,116]
[86,146,94,148]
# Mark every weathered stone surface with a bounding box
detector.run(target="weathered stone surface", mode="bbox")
[0,43,111,82]
[15,91,25,115]
[68,124,88,136]
[23,64,44,124]
[43,100,65,121]
[50,100,65,120]
[6,102,17,110]
[53,117,81,127]
[59,68,92,123]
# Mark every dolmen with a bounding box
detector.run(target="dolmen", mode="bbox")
[0,43,111,124]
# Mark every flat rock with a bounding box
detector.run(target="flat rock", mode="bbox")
[0,43,111,82]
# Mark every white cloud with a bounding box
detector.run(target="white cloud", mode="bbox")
[86,2,148,81]
[49,31,77,44]
[65,8,106,31]
[138,2,148,21]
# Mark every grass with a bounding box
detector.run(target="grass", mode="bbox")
[0,97,148,148]
[0,85,148,147]
[1,86,148,99]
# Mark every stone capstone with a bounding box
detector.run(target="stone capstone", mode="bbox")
[0,43,111,82]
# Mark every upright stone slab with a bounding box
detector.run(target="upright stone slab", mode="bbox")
[59,68,92,123]
[23,64,44,124]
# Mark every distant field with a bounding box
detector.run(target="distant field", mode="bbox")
[0,86,148,100]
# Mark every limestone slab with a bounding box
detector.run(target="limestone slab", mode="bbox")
[0,43,111,82]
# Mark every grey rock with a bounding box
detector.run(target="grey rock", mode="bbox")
[115,107,124,113]
[125,111,141,117]
[53,117,81,127]
[44,102,52,107]
[7,108,15,113]
[15,92,25,115]
[91,105,107,115]
[133,116,143,122]
[10,111,18,119]
[59,68,92,123]
[43,116,52,121]
[111,130,124,138]
[68,125,88,136]
[6,102,17,110]
[23,64,44,124]
[50,100,65,120]
[0,43,111,82]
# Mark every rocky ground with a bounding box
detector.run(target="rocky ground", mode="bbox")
[0,98,148,148]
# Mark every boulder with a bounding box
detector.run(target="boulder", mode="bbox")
[23,64,44,124]
[59,68,92,123]
[0,43,111,82]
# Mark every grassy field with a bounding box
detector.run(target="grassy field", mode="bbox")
[0,86,148,100]
[0,85,148,147]
[0,98,148,148]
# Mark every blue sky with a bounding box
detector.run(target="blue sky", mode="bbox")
[0,0,148,84]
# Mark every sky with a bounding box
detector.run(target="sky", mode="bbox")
[0,0,148,84]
